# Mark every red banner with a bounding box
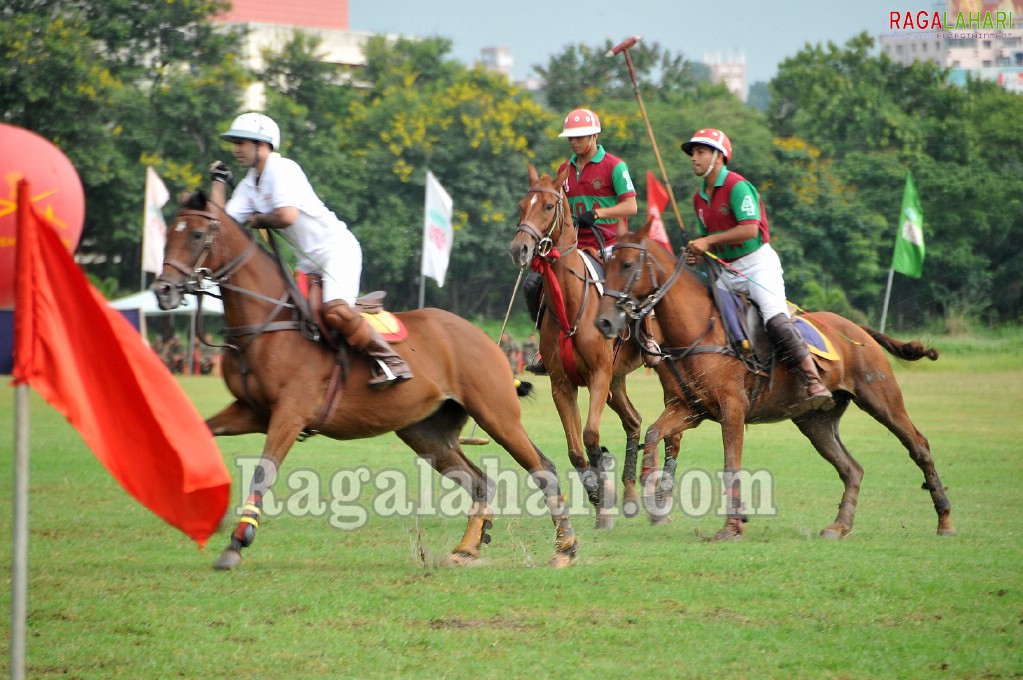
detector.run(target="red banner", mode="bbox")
[13,180,229,546]
[645,171,673,252]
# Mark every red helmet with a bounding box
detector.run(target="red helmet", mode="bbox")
[681,128,732,163]
[559,108,601,137]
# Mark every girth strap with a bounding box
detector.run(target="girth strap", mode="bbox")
[224,320,303,339]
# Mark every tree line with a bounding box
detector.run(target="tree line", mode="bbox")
[3,2,1021,327]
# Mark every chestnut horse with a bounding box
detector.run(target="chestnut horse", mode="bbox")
[594,220,955,540]
[509,165,670,528]
[155,191,579,569]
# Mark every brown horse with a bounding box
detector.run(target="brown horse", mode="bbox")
[154,191,579,569]
[594,220,955,540]
[509,165,670,528]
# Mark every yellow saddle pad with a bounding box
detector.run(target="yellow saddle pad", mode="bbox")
[361,310,407,342]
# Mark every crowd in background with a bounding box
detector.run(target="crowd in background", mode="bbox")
[500,331,539,376]
[150,333,220,375]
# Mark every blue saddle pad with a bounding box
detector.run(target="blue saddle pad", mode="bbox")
[718,291,832,357]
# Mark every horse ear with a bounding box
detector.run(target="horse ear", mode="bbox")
[637,214,655,240]
[181,190,206,209]
[527,164,539,185]
[555,166,570,189]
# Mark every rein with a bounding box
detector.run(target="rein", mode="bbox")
[602,240,688,323]
[603,238,774,410]
[159,208,307,345]
[516,184,592,385]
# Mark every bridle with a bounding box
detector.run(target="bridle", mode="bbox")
[514,185,576,258]
[602,240,687,321]
[155,206,312,348]
[156,208,258,297]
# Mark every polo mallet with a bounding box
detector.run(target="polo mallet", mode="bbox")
[606,35,688,244]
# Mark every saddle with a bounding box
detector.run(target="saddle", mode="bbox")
[713,286,839,367]
[305,278,408,346]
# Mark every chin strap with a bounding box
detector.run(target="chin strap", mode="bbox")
[701,149,719,178]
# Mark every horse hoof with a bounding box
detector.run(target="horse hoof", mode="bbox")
[595,514,615,531]
[548,539,579,568]
[649,514,671,526]
[937,526,957,536]
[548,552,575,569]
[213,549,242,571]
[819,528,845,541]
[441,551,479,567]
[622,498,640,518]
[712,528,742,541]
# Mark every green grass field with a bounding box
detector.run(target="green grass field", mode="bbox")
[1,331,1021,678]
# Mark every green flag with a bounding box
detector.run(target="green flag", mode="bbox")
[891,172,925,278]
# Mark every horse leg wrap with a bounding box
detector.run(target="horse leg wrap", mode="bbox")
[577,465,599,506]
[480,519,493,545]
[454,503,494,557]
[622,437,639,485]
[232,494,263,548]
[548,496,577,554]
[660,456,678,494]
[586,446,613,475]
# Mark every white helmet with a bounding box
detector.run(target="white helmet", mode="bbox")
[221,112,280,150]
[558,108,601,137]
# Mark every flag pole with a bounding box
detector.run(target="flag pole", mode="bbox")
[879,267,895,333]
[140,183,147,292]
[12,385,30,680]
[11,182,30,680]
[419,170,428,310]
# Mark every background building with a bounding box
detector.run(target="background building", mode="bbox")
[704,51,747,102]
[211,0,377,109]
[478,46,514,80]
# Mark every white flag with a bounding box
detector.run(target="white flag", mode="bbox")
[142,166,170,274]
[421,170,453,287]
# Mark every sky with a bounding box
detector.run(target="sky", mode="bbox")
[349,0,929,88]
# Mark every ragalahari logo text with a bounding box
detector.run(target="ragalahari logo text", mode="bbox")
[890,6,1015,31]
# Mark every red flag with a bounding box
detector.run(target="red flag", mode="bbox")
[645,171,673,252]
[12,180,229,546]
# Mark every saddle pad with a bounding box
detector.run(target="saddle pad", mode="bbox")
[794,316,840,361]
[361,310,408,343]
[718,290,839,361]
[580,251,605,296]
[718,289,748,347]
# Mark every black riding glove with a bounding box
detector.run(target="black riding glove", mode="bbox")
[208,161,234,186]
[574,209,598,230]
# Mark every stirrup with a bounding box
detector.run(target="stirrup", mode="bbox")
[805,387,835,411]
[368,359,411,389]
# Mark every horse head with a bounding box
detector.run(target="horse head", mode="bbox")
[509,164,572,268]
[595,216,672,339]
[153,190,254,311]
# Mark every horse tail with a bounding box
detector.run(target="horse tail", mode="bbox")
[515,379,535,399]
[859,326,939,361]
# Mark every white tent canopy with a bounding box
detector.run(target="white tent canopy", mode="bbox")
[108,288,223,316]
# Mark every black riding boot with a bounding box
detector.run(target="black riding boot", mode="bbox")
[522,272,547,374]
[765,314,834,410]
